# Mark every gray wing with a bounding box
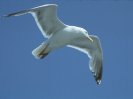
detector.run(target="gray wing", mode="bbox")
[4,4,66,38]
[67,35,103,85]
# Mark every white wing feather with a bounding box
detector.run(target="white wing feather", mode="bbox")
[67,35,103,84]
[4,4,66,38]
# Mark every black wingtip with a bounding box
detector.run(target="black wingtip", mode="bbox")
[96,79,102,85]
[2,13,16,18]
[3,13,18,18]
[92,70,102,85]
[95,73,102,85]
[2,9,30,18]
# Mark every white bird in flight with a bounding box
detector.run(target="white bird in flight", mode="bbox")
[4,4,103,85]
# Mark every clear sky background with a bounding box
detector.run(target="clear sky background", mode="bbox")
[0,0,133,99]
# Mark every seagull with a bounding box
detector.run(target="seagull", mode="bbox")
[4,4,103,85]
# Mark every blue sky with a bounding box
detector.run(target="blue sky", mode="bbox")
[0,0,133,99]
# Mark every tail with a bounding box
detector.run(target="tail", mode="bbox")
[32,42,50,59]
[3,9,31,17]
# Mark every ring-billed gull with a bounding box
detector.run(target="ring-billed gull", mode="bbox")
[4,4,103,85]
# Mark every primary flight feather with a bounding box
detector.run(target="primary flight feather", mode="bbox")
[5,4,103,85]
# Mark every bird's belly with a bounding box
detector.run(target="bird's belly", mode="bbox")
[48,28,87,50]
[48,33,73,49]
[49,25,87,49]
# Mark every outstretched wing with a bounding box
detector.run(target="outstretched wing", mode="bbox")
[4,4,66,38]
[67,35,103,85]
